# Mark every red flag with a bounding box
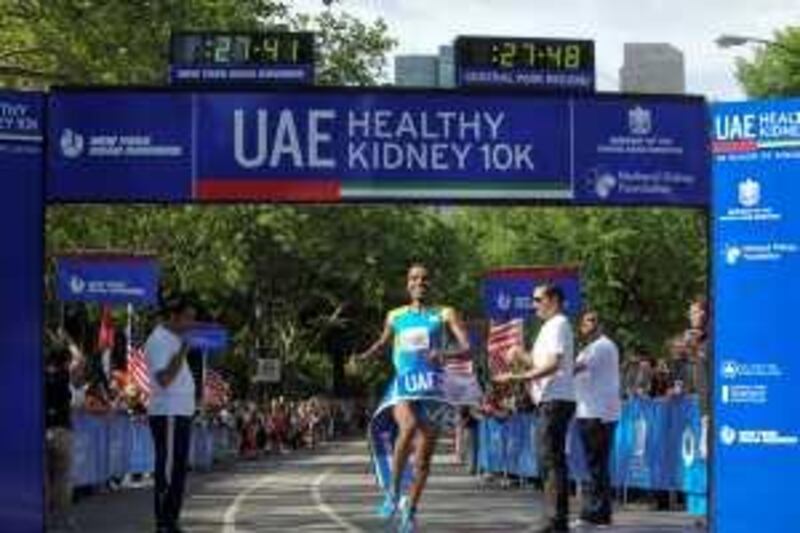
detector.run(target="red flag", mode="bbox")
[487,318,524,376]
[127,345,150,400]
[204,368,231,408]
[97,304,115,351]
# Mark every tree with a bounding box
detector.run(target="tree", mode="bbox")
[46,204,708,395]
[454,206,708,357]
[293,9,396,86]
[735,26,800,98]
[0,0,395,88]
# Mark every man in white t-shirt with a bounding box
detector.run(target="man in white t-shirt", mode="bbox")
[145,296,196,533]
[496,283,576,533]
[573,310,620,527]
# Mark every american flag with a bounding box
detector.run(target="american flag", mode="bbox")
[127,344,151,398]
[204,368,231,408]
[487,318,524,376]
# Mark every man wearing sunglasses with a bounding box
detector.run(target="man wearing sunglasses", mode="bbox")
[495,282,576,533]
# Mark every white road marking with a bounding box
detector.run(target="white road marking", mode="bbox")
[221,472,276,533]
[311,469,365,533]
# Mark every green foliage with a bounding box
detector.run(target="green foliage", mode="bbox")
[0,0,395,87]
[454,207,707,357]
[46,205,708,397]
[736,26,800,98]
[294,10,396,86]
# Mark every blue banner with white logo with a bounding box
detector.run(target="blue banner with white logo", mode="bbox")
[368,364,478,504]
[482,266,582,320]
[477,396,701,493]
[47,92,193,201]
[55,254,160,304]
[0,90,44,532]
[184,322,229,351]
[712,98,800,532]
[573,98,709,205]
[46,90,708,205]
[677,396,707,515]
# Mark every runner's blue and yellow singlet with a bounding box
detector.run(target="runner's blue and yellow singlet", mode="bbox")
[389,305,452,375]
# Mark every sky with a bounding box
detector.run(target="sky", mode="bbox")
[290,0,799,101]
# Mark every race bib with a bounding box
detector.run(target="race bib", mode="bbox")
[397,326,430,352]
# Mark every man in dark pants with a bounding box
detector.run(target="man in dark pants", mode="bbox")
[574,311,620,527]
[44,329,85,532]
[145,296,197,533]
[496,283,576,532]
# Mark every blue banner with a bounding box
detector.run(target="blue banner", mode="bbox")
[477,396,701,492]
[0,90,43,532]
[573,98,709,205]
[47,90,708,205]
[677,397,707,515]
[184,322,229,351]
[368,365,477,503]
[55,254,160,304]
[170,64,314,86]
[482,266,582,320]
[712,98,800,532]
[47,92,193,201]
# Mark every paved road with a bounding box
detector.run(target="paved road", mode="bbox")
[72,439,705,532]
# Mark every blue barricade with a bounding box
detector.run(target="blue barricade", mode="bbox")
[128,417,154,474]
[189,422,215,470]
[477,396,708,495]
[70,411,232,488]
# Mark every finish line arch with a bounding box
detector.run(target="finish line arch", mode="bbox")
[1,87,797,532]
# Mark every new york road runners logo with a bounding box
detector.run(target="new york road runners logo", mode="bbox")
[720,425,737,446]
[60,129,84,159]
[69,275,86,294]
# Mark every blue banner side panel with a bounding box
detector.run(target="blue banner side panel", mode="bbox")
[0,90,44,532]
[712,98,800,533]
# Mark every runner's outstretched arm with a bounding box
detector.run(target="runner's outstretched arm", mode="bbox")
[356,316,392,361]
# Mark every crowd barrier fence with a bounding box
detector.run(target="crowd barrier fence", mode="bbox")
[71,411,237,487]
[476,395,707,514]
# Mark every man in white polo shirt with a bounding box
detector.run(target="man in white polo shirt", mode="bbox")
[496,282,576,533]
[145,296,196,533]
[573,310,620,527]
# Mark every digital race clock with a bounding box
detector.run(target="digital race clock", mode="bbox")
[169,31,315,86]
[455,36,595,92]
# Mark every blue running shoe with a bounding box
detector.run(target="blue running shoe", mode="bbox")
[376,493,398,520]
[397,497,416,533]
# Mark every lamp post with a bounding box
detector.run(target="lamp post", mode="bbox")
[715,34,800,58]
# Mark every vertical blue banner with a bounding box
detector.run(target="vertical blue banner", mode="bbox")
[712,98,800,532]
[0,90,44,532]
